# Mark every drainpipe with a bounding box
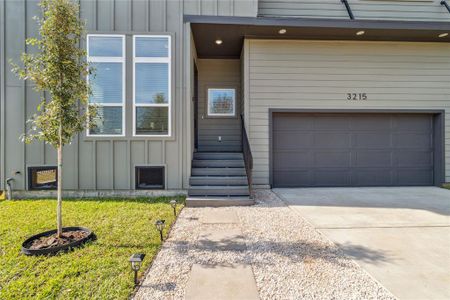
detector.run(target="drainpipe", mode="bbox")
[5,178,14,200]
[442,1,450,14]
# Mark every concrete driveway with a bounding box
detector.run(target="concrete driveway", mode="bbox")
[274,187,450,300]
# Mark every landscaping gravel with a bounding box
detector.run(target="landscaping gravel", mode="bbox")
[134,190,396,300]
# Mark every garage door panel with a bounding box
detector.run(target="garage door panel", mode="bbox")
[272,113,435,187]
[314,152,350,167]
[314,170,351,186]
[393,133,432,148]
[273,151,312,169]
[273,132,313,149]
[314,115,350,130]
[354,133,392,148]
[396,151,433,167]
[354,170,393,186]
[314,133,350,148]
[351,115,392,130]
[397,169,433,185]
[355,151,392,167]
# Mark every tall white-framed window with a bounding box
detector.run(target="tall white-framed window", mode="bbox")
[133,35,171,137]
[87,34,126,136]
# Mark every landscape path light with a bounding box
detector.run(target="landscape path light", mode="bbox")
[155,219,166,242]
[129,253,145,286]
[170,200,177,217]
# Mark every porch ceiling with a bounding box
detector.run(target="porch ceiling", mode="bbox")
[186,15,450,59]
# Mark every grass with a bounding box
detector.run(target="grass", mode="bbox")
[0,196,184,300]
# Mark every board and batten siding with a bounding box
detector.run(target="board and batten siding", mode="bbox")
[258,0,450,21]
[197,59,242,152]
[245,39,450,186]
[0,0,257,191]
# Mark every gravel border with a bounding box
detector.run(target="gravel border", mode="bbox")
[134,190,396,299]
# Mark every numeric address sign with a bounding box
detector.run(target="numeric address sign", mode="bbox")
[347,93,367,101]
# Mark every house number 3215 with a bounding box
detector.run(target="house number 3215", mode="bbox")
[347,93,367,100]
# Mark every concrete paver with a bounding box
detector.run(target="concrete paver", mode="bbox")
[185,264,259,300]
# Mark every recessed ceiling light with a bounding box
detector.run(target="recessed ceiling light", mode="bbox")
[215,39,223,45]
[356,30,365,36]
[279,29,287,34]
[438,33,449,38]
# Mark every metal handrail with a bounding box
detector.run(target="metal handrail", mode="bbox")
[442,1,450,14]
[241,115,253,198]
[341,0,355,20]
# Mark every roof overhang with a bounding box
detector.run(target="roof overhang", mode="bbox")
[186,15,450,58]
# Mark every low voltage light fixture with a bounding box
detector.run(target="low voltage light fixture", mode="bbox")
[438,32,449,38]
[170,199,177,217]
[129,253,145,286]
[155,219,166,242]
[356,30,365,36]
[278,28,287,34]
[215,39,223,45]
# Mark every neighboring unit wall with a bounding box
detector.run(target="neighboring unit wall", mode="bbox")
[258,0,450,21]
[245,39,450,186]
[197,59,242,152]
[0,0,256,191]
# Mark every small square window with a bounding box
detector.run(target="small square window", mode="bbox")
[135,166,165,189]
[28,167,57,190]
[207,88,236,117]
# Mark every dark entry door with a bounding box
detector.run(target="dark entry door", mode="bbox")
[272,113,435,187]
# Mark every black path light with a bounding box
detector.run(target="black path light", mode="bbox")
[155,219,166,242]
[170,199,177,217]
[129,253,145,286]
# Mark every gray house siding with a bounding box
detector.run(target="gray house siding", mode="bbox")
[244,39,450,187]
[197,59,242,152]
[258,0,450,21]
[0,0,257,191]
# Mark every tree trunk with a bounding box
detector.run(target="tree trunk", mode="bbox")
[57,124,63,237]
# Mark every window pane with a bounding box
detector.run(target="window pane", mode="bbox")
[208,89,235,115]
[136,107,169,135]
[29,167,57,190]
[90,106,123,135]
[135,63,169,104]
[89,36,123,57]
[90,62,123,104]
[135,37,169,57]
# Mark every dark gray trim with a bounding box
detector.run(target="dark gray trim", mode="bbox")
[268,109,445,188]
[185,15,450,31]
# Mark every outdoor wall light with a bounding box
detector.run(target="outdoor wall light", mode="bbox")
[356,30,365,36]
[170,200,177,217]
[278,28,287,34]
[129,253,145,286]
[215,39,223,45]
[439,32,449,38]
[155,219,166,241]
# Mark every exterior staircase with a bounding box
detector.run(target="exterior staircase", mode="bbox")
[186,152,254,207]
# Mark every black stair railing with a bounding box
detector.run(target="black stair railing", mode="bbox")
[241,115,253,198]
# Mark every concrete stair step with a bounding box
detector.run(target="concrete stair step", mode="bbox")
[192,160,244,168]
[188,185,250,197]
[186,196,254,207]
[194,152,243,160]
[189,176,248,186]
[192,167,246,176]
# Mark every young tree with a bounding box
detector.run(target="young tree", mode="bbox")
[12,0,95,237]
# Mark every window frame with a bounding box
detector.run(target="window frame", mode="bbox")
[132,35,172,137]
[27,166,58,191]
[86,34,126,137]
[207,88,236,117]
[134,165,166,190]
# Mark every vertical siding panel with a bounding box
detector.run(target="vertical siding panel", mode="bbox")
[149,0,165,31]
[96,141,112,189]
[114,0,130,31]
[130,141,145,189]
[148,141,163,164]
[25,88,42,165]
[97,0,114,31]
[5,0,25,189]
[132,0,147,32]
[114,141,128,189]
[218,0,232,16]
[79,141,94,189]
[165,140,179,188]
[0,0,5,189]
[80,0,96,31]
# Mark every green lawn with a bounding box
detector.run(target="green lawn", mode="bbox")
[0,196,184,300]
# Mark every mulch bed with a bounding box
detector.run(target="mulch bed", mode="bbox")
[29,230,89,250]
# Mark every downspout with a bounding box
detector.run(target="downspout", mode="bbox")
[341,0,355,20]
[441,1,450,14]
[5,177,14,200]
